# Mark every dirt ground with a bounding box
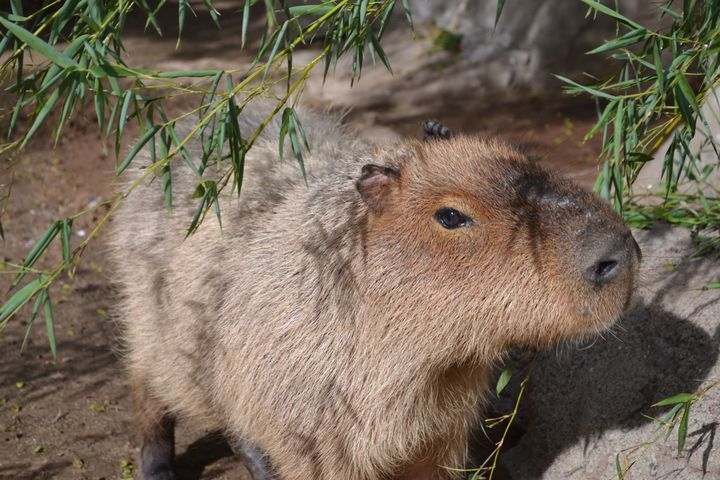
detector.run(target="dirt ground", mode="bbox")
[1,10,622,480]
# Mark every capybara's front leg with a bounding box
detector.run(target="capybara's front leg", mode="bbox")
[230,436,275,480]
[132,375,177,480]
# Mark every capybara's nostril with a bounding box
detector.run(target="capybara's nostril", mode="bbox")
[581,229,639,286]
[586,258,620,285]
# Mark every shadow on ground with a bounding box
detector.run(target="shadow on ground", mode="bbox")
[475,297,719,479]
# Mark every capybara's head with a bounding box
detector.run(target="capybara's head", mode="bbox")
[357,136,641,353]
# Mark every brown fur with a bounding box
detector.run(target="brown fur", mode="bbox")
[110,101,640,479]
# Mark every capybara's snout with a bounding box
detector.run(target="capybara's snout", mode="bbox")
[580,229,641,287]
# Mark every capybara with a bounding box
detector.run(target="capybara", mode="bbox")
[111,101,641,480]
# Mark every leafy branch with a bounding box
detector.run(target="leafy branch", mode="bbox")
[0,0,411,352]
[556,0,720,251]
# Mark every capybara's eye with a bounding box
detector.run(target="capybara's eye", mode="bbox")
[435,208,472,229]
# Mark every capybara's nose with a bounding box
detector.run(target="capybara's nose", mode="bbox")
[582,233,638,286]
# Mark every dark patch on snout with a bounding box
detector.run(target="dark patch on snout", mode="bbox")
[504,163,568,270]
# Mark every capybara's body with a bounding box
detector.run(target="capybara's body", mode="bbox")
[111,101,640,480]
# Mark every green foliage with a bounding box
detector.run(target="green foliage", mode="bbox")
[558,0,720,252]
[0,0,410,342]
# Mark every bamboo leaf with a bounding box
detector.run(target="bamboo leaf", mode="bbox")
[61,218,73,272]
[555,75,618,100]
[263,21,289,80]
[494,0,506,28]
[156,70,219,78]
[242,0,251,48]
[21,289,45,352]
[203,0,221,28]
[116,124,161,175]
[653,392,693,407]
[178,0,188,45]
[496,367,512,395]
[368,29,393,74]
[675,73,700,113]
[162,164,173,213]
[402,0,413,31]
[0,16,81,70]
[0,278,43,324]
[288,3,335,16]
[21,87,61,148]
[115,90,134,157]
[677,402,690,455]
[12,222,60,287]
[587,28,647,54]
[579,0,643,30]
[43,290,57,359]
[653,42,664,90]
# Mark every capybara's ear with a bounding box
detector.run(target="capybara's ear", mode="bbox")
[356,164,400,214]
[423,120,452,141]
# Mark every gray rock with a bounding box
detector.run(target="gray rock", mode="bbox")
[493,224,720,479]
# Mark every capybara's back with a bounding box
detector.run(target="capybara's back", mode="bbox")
[111,100,640,480]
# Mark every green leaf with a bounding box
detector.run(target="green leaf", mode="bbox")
[135,0,162,35]
[496,367,512,395]
[116,125,161,175]
[615,454,623,479]
[89,63,150,79]
[653,392,693,407]
[178,0,188,45]
[653,42,664,90]
[613,98,624,162]
[587,28,647,54]
[0,16,81,70]
[587,99,618,139]
[675,73,700,113]
[115,90,134,158]
[368,30,393,74]
[288,3,335,16]
[21,289,45,352]
[554,75,618,100]
[93,77,106,133]
[263,21,289,80]
[186,181,214,236]
[579,0,643,30]
[39,35,89,93]
[401,0,413,31]
[677,401,690,455]
[202,0,221,28]
[0,278,43,325]
[12,222,60,287]
[162,164,173,213]
[155,70,219,78]
[61,218,73,272]
[21,88,61,148]
[659,402,684,433]
[242,0,251,49]
[162,118,199,177]
[674,82,697,136]
[43,291,57,359]
[494,0,506,29]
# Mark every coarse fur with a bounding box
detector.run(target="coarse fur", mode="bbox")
[110,100,640,479]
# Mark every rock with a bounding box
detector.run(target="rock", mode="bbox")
[495,224,720,479]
